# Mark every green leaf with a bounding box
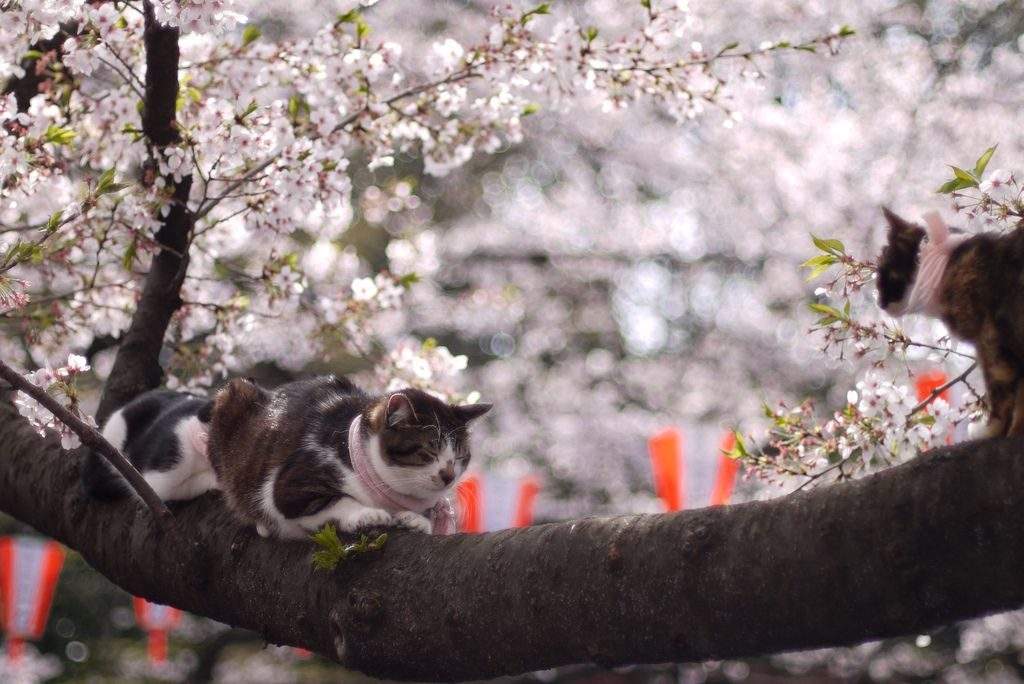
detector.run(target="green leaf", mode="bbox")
[808,302,847,325]
[122,237,137,271]
[521,3,551,25]
[398,272,420,288]
[242,24,261,47]
[95,168,127,196]
[43,124,76,146]
[287,95,309,121]
[808,302,842,317]
[45,210,63,234]
[96,168,116,193]
[238,100,259,122]
[973,145,997,179]
[801,253,837,280]
[950,166,978,187]
[583,26,599,42]
[720,41,740,52]
[837,25,856,37]
[120,123,144,141]
[522,103,540,116]
[936,178,965,194]
[810,234,845,256]
[23,50,44,61]
[725,430,749,459]
[640,0,651,8]
[337,10,369,40]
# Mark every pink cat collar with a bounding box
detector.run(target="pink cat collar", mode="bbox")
[888,211,966,318]
[348,414,456,535]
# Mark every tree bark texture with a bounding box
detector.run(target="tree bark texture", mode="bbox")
[1,398,1022,682]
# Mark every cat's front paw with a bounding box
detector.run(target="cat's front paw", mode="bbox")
[394,510,432,534]
[338,507,393,532]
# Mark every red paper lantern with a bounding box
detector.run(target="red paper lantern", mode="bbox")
[709,433,740,506]
[457,473,541,532]
[132,598,181,665]
[0,536,65,663]
[916,370,949,403]
[648,428,685,511]
[649,428,740,511]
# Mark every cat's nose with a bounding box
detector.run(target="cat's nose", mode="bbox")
[439,464,455,485]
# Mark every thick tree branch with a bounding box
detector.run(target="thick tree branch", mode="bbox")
[1,400,1022,681]
[96,2,193,422]
[0,360,170,525]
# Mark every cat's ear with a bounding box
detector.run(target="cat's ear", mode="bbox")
[877,207,926,311]
[922,211,951,245]
[882,206,924,244]
[385,393,416,427]
[212,377,265,420]
[454,402,492,423]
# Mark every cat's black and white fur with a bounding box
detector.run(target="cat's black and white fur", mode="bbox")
[205,376,491,538]
[82,377,492,540]
[81,390,218,503]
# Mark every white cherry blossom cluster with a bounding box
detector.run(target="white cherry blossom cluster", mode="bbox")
[739,370,972,488]
[13,353,93,449]
[376,338,469,400]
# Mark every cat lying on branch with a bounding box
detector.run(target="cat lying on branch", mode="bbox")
[877,207,1024,436]
[82,376,491,537]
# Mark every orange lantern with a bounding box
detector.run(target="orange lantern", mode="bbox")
[132,598,181,665]
[0,536,65,663]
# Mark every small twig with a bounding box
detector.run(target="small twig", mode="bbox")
[903,340,977,362]
[0,358,172,526]
[908,362,978,417]
[193,154,277,221]
[792,452,858,493]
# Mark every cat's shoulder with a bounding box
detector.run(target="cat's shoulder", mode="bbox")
[278,375,366,405]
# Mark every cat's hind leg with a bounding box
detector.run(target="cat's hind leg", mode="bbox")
[172,469,219,500]
[1007,380,1024,436]
[143,467,196,502]
[978,326,1018,438]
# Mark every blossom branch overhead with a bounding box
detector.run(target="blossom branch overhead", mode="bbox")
[0,0,853,427]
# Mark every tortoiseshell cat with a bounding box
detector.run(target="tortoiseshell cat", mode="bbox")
[877,207,1024,436]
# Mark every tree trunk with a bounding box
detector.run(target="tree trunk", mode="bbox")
[1,398,1022,682]
[96,2,193,423]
